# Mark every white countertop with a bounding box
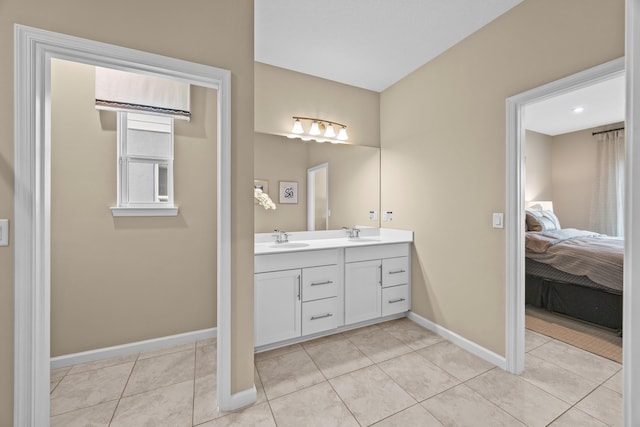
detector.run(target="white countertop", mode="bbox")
[255,228,413,255]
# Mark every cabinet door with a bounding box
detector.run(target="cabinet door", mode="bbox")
[345,260,382,324]
[254,269,302,347]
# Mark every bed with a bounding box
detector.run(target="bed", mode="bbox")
[524,209,624,331]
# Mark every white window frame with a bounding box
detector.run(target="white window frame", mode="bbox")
[111,111,179,216]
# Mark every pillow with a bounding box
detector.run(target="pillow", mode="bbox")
[525,208,561,231]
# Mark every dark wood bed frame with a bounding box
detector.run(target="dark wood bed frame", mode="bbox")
[525,274,623,331]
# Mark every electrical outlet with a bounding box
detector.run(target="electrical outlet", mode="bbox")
[0,219,8,246]
[369,210,378,221]
[383,211,393,222]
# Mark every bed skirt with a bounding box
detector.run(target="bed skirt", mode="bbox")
[525,274,622,331]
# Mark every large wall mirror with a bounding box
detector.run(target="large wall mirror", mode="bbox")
[255,132,380,232]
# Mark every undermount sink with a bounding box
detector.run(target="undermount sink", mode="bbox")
[268,242,310,249]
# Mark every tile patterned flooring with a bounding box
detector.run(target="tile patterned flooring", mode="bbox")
[50,319,623,426]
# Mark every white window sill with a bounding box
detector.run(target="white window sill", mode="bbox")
[111,206,179,217]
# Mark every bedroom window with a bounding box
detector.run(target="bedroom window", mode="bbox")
[111,112,178,216]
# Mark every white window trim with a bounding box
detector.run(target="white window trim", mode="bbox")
[111,111,179,216]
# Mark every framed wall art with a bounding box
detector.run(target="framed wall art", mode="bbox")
[279,181,298,204]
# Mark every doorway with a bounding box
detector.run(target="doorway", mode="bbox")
[13,25,233,425]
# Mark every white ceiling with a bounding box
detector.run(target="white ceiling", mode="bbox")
[525,75,625,136]
[255,0,523,92]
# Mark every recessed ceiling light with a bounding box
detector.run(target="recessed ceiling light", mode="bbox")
[572,106,585,114]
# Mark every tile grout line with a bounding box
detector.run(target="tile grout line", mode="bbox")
[108,350,141,426]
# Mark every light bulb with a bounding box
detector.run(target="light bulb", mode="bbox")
[291,118,304,134]
[309,121,321,136]
[324,123,336,138]
[337,126,348,141]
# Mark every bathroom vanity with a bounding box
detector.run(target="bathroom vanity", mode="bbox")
[254,228,413,351]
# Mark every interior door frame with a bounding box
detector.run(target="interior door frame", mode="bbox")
[13,25,236,425]
[504,57,624,373]
[624,1,640,424]
[307,162,329,231]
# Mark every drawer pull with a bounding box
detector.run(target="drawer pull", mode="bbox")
[297,275,301,301]
[388,269,406,275]
[388,297,406,304]
[310,313,333,321]
[310,280,333,286]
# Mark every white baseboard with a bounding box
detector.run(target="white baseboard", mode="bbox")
[220,386,258,412]
[51,327,217,369]
[407,311,506,370]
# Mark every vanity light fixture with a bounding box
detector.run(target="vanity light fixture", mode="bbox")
[289,116,349,144]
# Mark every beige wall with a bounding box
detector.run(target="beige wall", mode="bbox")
[525,130,553,202]
[255,62,380,147]
[50,59,218,356]
[0,1,254,424]
[254,133,380,233]
[380,0,624,355]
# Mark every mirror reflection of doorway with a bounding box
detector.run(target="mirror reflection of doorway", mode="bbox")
[307,163,329,231]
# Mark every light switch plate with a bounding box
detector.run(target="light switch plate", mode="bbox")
[383,211,393,222]
[0,219,8,246]
[369,210,378,221]
[492,213,504,229]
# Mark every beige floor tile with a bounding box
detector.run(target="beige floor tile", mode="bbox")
[522,354,599,404]
[111,380,193,427]
[194,374,223,425]
[123,349,195,396]
[329,364,415,426]
[50,376,62,394]
[525,329,552,352]
[372,404,443,427]
[255,349,325,399]
[300,332,347,349]
[50,362,133,416]
[528,340,621,383]
[255,366,267,405]
[50,400,117,427]
[254,343,303,362]
[380,318,444,350]
[416,340,493,381]
[305,338,373,378]
[576,385,623,427]
[347,329,412,363]
[379,352,459,401]
[341,323,381,337]
[138,342,195,360]
[603,369,623,394]
[270,382,359,427]
[50,366,71,381]
[197,337,217,348]
[196,343,217,378]
[197,402,275,427]
[422,384,525,427]
[466,368,570,427]
[66,354,137,375]
[549,407,608,426]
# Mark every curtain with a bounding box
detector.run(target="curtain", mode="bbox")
[590,130,625,236]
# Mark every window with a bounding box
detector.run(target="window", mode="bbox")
[111,112,178,216]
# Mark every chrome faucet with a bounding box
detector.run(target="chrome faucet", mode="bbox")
[272,229,289,244]
[342,226,361,239]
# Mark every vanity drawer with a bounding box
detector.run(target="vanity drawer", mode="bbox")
[302,265,338,302]
[382,257,409,287]
[381,285,409,316]
[302,297,338,335]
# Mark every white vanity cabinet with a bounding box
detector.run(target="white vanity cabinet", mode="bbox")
[254,249,340,347]
[345,243,410,324]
